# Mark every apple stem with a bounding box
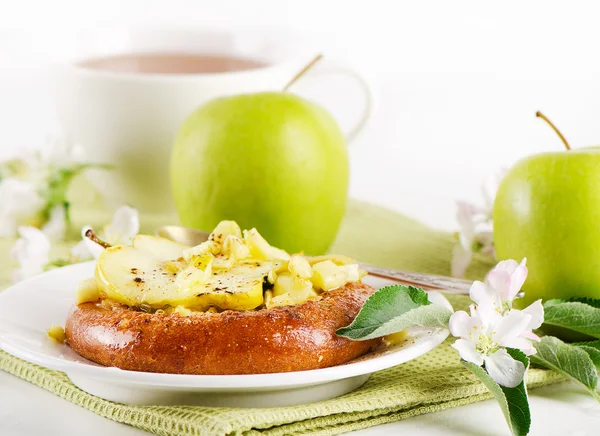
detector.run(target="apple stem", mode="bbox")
[84,228,111,249]
[536,111,571,150]
[283,54,324,92]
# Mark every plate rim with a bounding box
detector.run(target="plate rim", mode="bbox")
[0,262,451,389]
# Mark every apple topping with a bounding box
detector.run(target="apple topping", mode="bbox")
[288,254,313,279]
[95,243,279,311]
[243,228,291,261]
[132,235,189,261]
[47,325,66,344]
[182,240,220,261]
[75,278,101,304]
[306,254,356,266]
[209,220,242,243]
[266,271,318,309]
[79,220,365,312]
[311,260,350,291]
[182,220,242,262]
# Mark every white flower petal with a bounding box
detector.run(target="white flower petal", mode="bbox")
[41,206,67,242]
[520,342,537,356]
[494,311,532,346]
[451,243,472,278]
[485,348,525,388]
[476,231,495,255]
[79,226,105,259]
[469,280,504,323]
[470,303,502,333]
[486,268,513,302]
[469,280,494,307]
[456,201,481,225]
[521,331,541,342]
[10,226,51,282]
[492,259,520,275]
[521,299,544,331]
[452,339,484,366]
[41,135,81,166]
[104,206,139,245]
[480,243,496,257]
[0,178,44,238]
[449,310,476,338]
[456,201,480,247]
[83,238,105,259]
[10,226,51,262]
[508,258,528,300]
[70,239,94,262]
[500,337,537,356]
[477,231,494,244]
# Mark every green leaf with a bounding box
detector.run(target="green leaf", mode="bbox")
[572,340,600,367]
[0,157,29,179]
[531,336,600,401]
[336,285,452,340]
[576,346,600,367]
[574,340,600,348]
[542,300,600,339]
[545,297,600,309]
[39,163,109,223]
[463,348,531,436]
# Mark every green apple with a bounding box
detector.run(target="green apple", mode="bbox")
[170,92,348,255]
[494,113,600,308]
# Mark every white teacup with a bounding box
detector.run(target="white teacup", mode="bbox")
[54,29,372,212]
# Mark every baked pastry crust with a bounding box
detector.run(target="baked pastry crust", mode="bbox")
[65,282,379,374]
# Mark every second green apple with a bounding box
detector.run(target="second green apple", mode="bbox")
[170,92,348,255]
[494,147,600,307]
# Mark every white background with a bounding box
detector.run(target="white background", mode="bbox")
[3,0,600,229]
[2,2,600,435]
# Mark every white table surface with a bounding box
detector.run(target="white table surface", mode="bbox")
[1,368,600,435]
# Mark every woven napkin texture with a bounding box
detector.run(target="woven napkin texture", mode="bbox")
[0,200,565,436]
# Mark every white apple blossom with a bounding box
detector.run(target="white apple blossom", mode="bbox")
[451,201,494,277]
[70,206,139,261]
[70,226,100,262]
[449,257,544,387]
[470,258,529,314]
[11,205,140,281]
[451,168,507,278]
[41,206,67,243]
[10,226,51,282]
[40,135,85,168]
[9,204,70,282]
[0,178,45,238]
[519,300,544,344]
[0,135,100,241]
[102,206,139,246]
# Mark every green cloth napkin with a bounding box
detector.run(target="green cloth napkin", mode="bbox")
[0,200,565,436]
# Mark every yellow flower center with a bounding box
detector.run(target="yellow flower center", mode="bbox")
[475,334,498,356]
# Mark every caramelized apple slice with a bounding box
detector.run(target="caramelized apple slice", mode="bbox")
[95,246,197,308]
[95,245,278,311]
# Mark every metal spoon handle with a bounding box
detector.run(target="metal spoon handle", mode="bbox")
[359,263,474,295]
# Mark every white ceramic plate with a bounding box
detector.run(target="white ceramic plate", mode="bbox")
[0,262,450,408]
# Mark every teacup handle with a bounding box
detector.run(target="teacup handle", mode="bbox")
[289,61,374,144]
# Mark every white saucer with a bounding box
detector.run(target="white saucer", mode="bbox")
[0,262,450,408]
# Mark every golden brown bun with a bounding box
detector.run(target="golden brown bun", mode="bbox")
[65,282,380,374]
